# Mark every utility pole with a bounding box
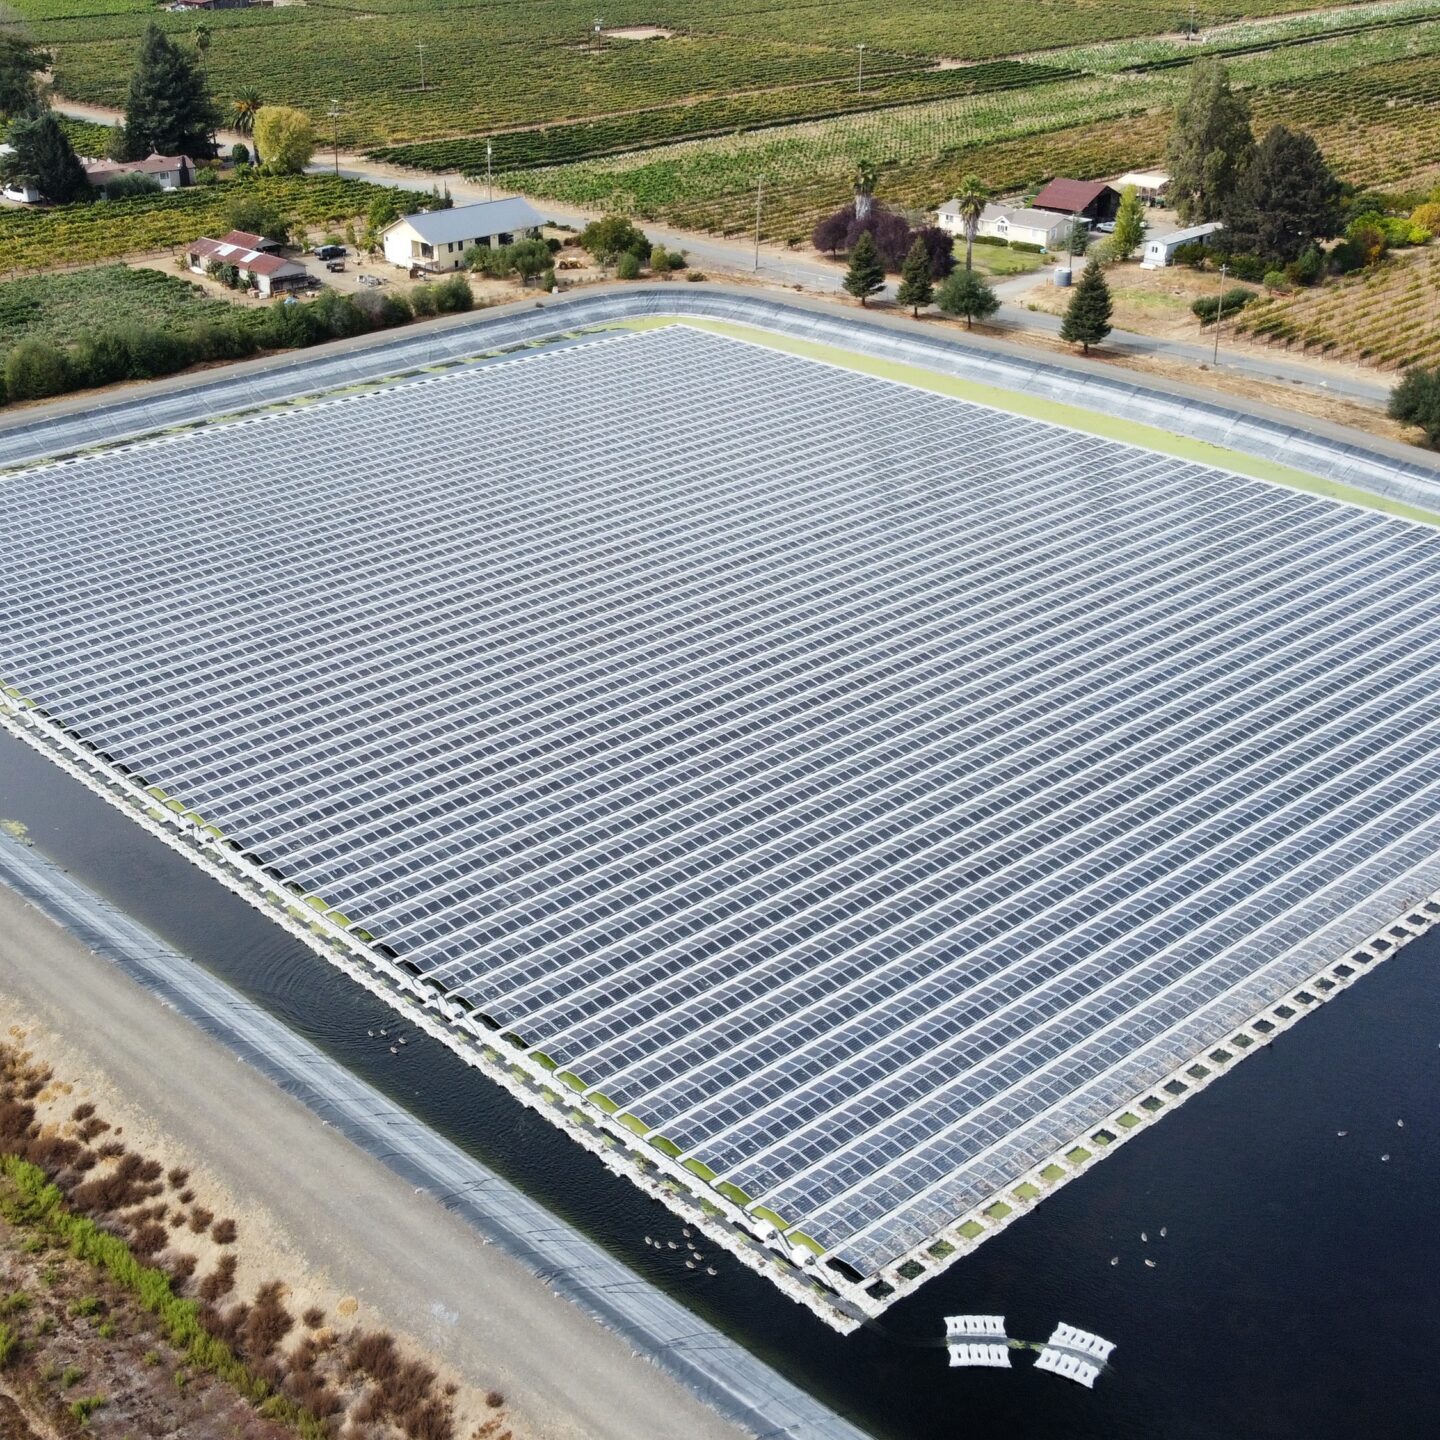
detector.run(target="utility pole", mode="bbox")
[417,41,427,93]
[857,42,866,95]
[327,100,341,175]
[753,176,764,271]
[486,140,493,200]
[1211,261,1229,365]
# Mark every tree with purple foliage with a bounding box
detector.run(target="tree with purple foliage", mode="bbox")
[846,204,913,270]
[912,225,955,281]
[812,203,855,256]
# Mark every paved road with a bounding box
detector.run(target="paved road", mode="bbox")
[49,101,1390,407]
[0,835,871,1440]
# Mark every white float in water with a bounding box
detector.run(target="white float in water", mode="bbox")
[1033,1322,1117,1389]
[944,1315,1011,1368]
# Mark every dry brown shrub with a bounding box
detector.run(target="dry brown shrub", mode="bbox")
[240,1280,294,1357]
[95,1140,124,1160]
[188,1206,214,1235]
[78,1116,109,1141]
[401,1399,454,1440]
[211,1217,237,1245]
[348,1330,399,1382]
[352,1386,386,1425]
[130,1222,168,1256]
[167,1252,199,1287]
[198,1253,238,1302]
[71,1102,95,1121]
[0,1100,34,1143]
[302,1306,326,1330]
[168,1167,189,1187]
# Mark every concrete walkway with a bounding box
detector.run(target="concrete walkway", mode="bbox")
[0,835,871,1440]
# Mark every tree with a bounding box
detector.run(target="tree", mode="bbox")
[912,224,955,281]
[232,86,262,160]
[1109,184,1146,260]
[1389,367,1440,448]
[118,23,218,161]
[936,268,999,328]
[649,243,671,276]
[843,230,885,305]
[0,109,90,204]
[853,158,877,220]
[579,214,649,269]
[895,236,935,316]
[1060,258,1113,352]
[224,193,291,244]
[0,34,49,119]
[253,105,314,174]
[952,173,988,271]
[616,251,641,280]
[812,203,853,255]
[192,22,211,72]
[1225,124,1342,264]
[1165,59,1254,225]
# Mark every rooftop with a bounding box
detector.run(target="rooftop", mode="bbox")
[386,198,546,247]
[1031,177,1116,212]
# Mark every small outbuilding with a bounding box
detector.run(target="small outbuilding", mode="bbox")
[380,198,545,272]
[1114,170,1170,205]
[1141,221,1223,269]
[1031,178,1121,225]
[215,228,285,255]
[0,142,41,203]
[188,235,311,296]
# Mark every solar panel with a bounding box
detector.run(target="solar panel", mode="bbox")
[5,323,1440,1301]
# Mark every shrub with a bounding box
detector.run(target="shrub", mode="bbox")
[230,143,250,166]
[666,249,687,270]
[118,325,194,380]
[409,284,438,316]
[615,251,641,280]
[0,1322,16,1369]
[1284,243,1325,287]
[101,173,162,200]
[70,331,132,389]
[578,215,650,266]
[1170,240,1209,268]
[1263,269,1287,291]
[433,274,473,312]
[971,234,1007,248]
[1389,366,1440,446]
[198,1253,238,1302]
[209,1218,237,1246]
[1190,286,1259,323]
[4,339,70,401]
[1009,240,1044,254]
[649,244,670,275]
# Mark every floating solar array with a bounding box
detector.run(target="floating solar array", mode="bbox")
[945,1315,1010,1368]
[6,324,1440,1291]
[1034,1323,1116,1388]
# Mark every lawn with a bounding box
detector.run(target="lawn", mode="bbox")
[0,266,243,360]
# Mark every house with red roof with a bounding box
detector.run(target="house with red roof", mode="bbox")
[187,235,311,297]
[1031,178,1121,225]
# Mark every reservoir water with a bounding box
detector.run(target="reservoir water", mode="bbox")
[1,728,1435,1439]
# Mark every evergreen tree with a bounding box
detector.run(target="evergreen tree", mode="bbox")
[895,236,935,316]
[0,34,49,118]
[1225,124,1342,264]
[1165,59,1254,225]
[1060,258,1113,353]
[0,110,89,203]
[118,22,219,161]
[843,230,885,306]
[936,269,999,329]
[1109,184,1146,261]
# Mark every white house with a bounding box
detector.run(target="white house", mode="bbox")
[0,143,41,204]
[1141,221,1223,269]
[188,235,310,297]
[381,198,545,272]
[938,202,1071,252]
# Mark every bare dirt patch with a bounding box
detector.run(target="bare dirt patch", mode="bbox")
[602,26,675,40]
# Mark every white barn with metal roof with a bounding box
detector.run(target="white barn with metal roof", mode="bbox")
[382,198,546,272]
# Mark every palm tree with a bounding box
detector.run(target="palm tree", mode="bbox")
[192,21,211,70]
[853,157,877,220]
[232,86,262,162]
[954,173,988,271]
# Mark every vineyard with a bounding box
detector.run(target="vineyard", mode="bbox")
[0,175,433,275]
[502,17,1440,238]
[0,265,242,356]
[1234,247,1440,369]
[8,0,1374,151]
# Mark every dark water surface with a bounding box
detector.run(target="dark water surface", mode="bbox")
[1,729,1435,1440]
